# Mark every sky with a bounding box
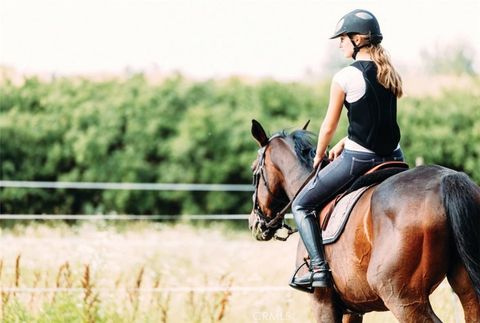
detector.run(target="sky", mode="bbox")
[1,0,479,81]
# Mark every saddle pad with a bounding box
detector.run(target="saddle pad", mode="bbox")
[321,186,371,245]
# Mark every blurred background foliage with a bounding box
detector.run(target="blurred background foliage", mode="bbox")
[1,45,479,216]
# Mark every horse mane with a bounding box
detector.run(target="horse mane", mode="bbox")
[273,129,316,170]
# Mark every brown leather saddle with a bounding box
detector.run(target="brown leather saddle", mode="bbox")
[318,161,409,245]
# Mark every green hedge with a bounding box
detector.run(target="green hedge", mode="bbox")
[1,74,479,215]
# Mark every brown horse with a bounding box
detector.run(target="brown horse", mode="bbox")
[248,120,480,323]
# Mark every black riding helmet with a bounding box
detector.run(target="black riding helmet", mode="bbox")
[330,9,383,59]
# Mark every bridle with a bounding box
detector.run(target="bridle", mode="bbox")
[252,136,290,238]
[251,136,326,240]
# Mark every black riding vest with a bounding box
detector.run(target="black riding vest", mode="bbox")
[344,61,400,156]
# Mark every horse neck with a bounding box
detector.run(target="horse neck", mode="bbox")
[284,163,312,200]
[270,140,312,200]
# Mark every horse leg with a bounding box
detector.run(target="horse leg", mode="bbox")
[312,292,363,323]
[447,261,480,322]
[342,313,363,323]
[312,288,343,323]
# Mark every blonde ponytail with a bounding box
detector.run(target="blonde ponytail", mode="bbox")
[369,44,403,98]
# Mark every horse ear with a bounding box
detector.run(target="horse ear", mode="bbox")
[251,119,269,147]
[302,120,310,130]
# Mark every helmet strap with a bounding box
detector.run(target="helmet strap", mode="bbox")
[349,36,368,60]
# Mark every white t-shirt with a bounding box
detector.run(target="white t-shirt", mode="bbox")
[332,65,367,103]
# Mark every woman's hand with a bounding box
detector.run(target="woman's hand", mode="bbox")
[328,138,346,160]
[313,154,324,169]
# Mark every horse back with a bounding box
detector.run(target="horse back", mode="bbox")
[370,165,451,233]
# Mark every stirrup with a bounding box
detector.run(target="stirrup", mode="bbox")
[288,261,314,294]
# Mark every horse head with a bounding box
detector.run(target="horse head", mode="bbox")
[249,119,315,241]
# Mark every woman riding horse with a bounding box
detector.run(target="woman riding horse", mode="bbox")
[290,9,405,290]
[250,120,480,321]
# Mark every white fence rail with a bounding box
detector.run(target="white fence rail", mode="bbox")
[0,180,253,191]
[0,214,292,220]
[0,214,293,220]
[0,181,262,220]
[1,286,291,294]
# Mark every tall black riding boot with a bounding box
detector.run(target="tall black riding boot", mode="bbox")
[290,211,331,289]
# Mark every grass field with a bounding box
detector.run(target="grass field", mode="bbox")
[0,222,463,322]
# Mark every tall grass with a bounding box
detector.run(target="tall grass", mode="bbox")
[0,254,234,322]
[0,223,463,322]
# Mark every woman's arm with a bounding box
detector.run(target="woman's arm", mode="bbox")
[313,81,345,168]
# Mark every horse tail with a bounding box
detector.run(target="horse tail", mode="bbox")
[441,171,480,298]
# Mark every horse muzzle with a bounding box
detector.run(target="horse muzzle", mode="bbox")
[249,210,275,241]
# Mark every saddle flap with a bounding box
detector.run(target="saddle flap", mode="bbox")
[319,199,337,230]
[318,186,372,245]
